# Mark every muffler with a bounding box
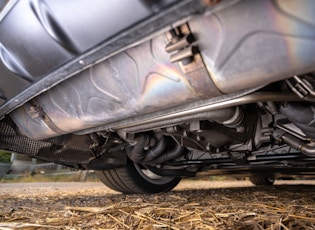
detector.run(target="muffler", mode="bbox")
[11,0,315,140]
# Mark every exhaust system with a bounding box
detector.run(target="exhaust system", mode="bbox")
[10,0,315,141]
[273,129,315,158]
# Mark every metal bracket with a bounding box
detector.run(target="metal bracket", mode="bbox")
[165,24,198,65]
[286,75,315,101]
[165,23,222,97]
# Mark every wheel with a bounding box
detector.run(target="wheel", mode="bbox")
[94,160,181,194]
[249,175,275,186]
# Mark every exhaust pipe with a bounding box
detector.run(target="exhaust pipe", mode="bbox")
[273,129,315,157]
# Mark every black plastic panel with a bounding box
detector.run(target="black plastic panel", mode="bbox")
[0,0,185,110]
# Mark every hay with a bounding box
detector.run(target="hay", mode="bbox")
[1,181,315,229]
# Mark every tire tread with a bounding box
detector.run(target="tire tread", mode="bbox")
[95,163,180,194]
[249,175,275,186]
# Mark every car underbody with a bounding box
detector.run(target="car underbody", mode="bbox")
[1,0,315,193]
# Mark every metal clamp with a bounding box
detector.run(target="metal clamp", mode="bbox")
[286,75,315,101]
[165,24,198,64]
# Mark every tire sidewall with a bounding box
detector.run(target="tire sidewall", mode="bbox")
[126,161,181,193]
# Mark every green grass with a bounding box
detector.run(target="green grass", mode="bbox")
[0,150,11,163]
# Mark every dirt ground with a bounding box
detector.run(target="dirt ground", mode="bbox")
[1,180,315,229]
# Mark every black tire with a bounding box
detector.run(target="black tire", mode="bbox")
[94,160,181,194]
[249,175,275,186]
